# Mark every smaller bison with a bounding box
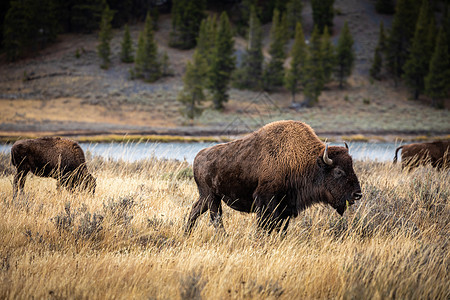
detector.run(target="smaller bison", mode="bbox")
[393,141,450,171]
[11,137,96,198]
[185,120,362,234]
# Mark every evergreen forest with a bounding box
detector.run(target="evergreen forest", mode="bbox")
[1,0,449,116]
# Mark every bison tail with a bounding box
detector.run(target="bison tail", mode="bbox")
[10,144,26,167]
[10,146,18,167]
[393,146,403,164]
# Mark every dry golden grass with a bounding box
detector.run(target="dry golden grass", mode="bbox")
[0,154,448,299]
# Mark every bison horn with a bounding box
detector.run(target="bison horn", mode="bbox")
[323,144,333,165]
[344,142,349,150]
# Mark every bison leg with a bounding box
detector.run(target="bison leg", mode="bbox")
[257,209,290,235]
[254,193,291,234]
[56,179,73,192]
[209,196,224,231]
[58,172,76,193]
[185,196,210,234]
[13,169,29,199]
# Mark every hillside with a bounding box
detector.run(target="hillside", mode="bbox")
[0,0,449,141]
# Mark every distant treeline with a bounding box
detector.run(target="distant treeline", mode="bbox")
[0,0,287,61]
[0,0,172,61]
[1,0,449,109]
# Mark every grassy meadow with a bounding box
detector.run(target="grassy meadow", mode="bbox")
[0,153,448,299]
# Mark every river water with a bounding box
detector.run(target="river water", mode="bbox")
[1,141,405,164]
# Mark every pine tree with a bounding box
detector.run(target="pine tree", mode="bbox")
[274,0,288,15]
[425,28,450,108]
[120,24,134,63]
[385,0,420,82]
[71,0,104,33]
[134,12,161,82]
[334,21,355,89]
[311,0,334,34]
[0,0,9,48]
[321,26,335,84]
[160,51,173,77]
[150,6,159,31]
[107,0,132,28]
[285,22,307,105]
[196,15,217,68]
[208,12,235,110]
[263,9,288,91]
[234,0,253,36]
[169,0,206,49]
[378,21,387,53]
[375,0,395,14]
[259,0,279,24]
[187,15,216,93]
[234,6,264,90]
[286,0,303,38]
[169,0,183,46]
[3,0,33,61]
[178,50,207,121]
[303,26,324,106]
[34,0,59,48]
[370,47,383,80]
[97,5,114,69]
[133,31,145,77]
[426,15,436,55]
[3,0,59,61]
[403,0,436,99]
[444,5,450,51]
[370,22,386,80]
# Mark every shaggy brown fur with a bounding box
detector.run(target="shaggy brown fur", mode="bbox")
[185,120,362,234]
[11,137,96,198]
[394,141,450,171]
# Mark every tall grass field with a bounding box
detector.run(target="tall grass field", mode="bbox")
[0,152,448,299]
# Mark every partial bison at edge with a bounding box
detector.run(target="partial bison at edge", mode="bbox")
[11,137,96,198]
[394,141,450,171]
[185,120,362,234]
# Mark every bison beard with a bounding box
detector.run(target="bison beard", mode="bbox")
[185,120,362,234]
[11,137,96,198]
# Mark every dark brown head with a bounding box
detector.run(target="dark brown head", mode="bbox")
[317,144,362,215]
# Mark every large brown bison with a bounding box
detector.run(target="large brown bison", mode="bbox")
[11,137,96,198]
[185,120,362,234]
[393,141,450,171]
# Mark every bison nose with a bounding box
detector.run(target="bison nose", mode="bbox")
[352,191,362,200]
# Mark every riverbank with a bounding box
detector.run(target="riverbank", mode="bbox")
[1,130,449,144]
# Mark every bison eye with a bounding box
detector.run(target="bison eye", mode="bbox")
[333,168,345,178]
